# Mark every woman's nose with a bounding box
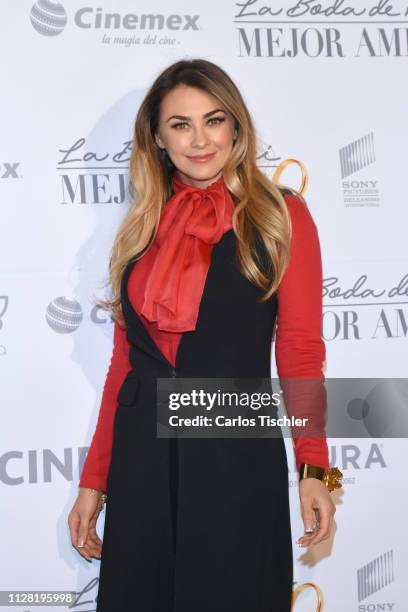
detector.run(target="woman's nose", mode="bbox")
[190,127,210,148]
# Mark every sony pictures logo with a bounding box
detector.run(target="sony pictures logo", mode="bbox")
[340,131,380,207]
[357,549,395,611]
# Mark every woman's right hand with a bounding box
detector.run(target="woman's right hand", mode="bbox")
[68,488,105,561]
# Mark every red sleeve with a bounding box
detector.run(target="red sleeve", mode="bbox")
[275,193,329,472]
[79,320,132,492]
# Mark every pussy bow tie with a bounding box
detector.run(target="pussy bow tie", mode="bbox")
[140,172,235,332]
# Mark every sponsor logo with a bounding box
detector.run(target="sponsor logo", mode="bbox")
[45,297,83,333]
[323,272,408,341]
[74,8,199,31]
[0,447,89,485]
[340,132,380,206]
[30,1,67,37]
[234,0,408,58]
[340,133,376,179]
[45,298,113,332]
[0,443,386,486]
[30,3,201,46]
[357,550,395,611]
[57,138,130,205]
[288,441,385,488]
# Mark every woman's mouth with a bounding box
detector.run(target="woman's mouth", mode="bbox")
[186,153,216,163]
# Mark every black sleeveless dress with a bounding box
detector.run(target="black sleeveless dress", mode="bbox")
[96,228,293,611]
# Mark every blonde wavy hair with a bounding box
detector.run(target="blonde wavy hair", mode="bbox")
[96,58,303,327]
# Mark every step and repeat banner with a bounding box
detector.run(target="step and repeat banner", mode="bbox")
[1,1,407,610]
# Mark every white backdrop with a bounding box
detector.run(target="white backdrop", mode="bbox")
[1,1,407,610]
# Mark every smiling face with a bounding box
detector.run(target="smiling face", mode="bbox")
[154,84,236,189]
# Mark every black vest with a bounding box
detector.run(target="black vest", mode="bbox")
[101,227,294,612]
[119,227,277,387]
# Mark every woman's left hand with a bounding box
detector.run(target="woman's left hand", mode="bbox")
[296,478,336,548]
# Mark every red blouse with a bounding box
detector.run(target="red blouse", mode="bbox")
[79,188,329,492]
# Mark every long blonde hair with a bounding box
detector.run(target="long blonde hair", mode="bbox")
[96,58,302,327]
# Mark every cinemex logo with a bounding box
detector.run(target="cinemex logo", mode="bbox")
[340,131,380,207]
[45,296,113,333]
[357,549,395,611]
[30,2,200,38]
[0,447,90,485]
[45,297,83,333]
[30,1,67,36]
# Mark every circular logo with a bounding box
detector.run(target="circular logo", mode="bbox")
[46,297,83,333]
[30,1,67,37]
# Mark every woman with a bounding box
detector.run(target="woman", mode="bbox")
[68,58,340,611]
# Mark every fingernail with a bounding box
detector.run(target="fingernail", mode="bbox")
[78,539,84,547]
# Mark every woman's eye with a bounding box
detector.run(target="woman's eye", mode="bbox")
[172,122,188,129]
[208,116,225,124]
[171,117,226,129]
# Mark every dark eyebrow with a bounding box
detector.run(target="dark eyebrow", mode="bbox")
[165,108,227,123]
